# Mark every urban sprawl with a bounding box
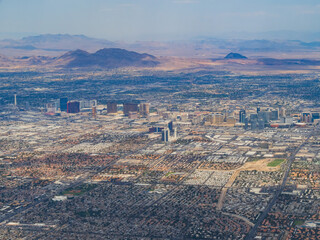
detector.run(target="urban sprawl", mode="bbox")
[0,70,319,239]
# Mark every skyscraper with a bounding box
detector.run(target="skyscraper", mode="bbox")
[249,114,258,130]
[257,107,260,113]
[60,97,68,112]
[258,119,265,130]
[92,106,97,118]
[80,100,97,109]
[107,102,118,113]
[258,111,270,123]
[239,109,246,123]
[162,128,170,142]
[312,112,320,122]
[173,128,177,139]
[14,94,17,106]
[302,113,312,123]
[123,103,138,116]
[244,117,249,130]
[67,101,80,113]
[271,110,279,120]
[251,120,258,130]
[279,108,286,118]
[139,103,150,117]
[46,103,56,113]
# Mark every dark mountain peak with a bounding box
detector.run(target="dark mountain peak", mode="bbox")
[59,49,90,59]
[56,48,158,68]
[93,48,156,60]
[225,52,247,59]
[94,48,135,56]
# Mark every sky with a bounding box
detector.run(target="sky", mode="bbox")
[0,0,320,41]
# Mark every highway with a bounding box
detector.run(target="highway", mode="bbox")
[244,126,318,240]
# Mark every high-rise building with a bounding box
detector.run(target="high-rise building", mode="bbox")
[162,128,170,142]
[280,117,293,124]
[173,128,177,139]
[161,126,177,142]
[92,106,97,118]
[312,112,320,122]
[250,114,259,130]
[258,111,270,123]
[123,103,138,116]
[139,103,150,116]
[258,119,265,130]
[244,117,249,130]
[60,97,68,112]
[270,110,279,120]
[54,100,60,111]
[168,121,173,132]
[251,120,258,130]
[46,103,56,113]
[67,101,80,113]
[250,114,258,122]
[302,113,312,123]
[257,107,260,113]
[279,108,286,118]
[206,113,224,125]
[239,109,246,123]
[213,114,224,124]
[80,100,97,109]
[107,102,118,113]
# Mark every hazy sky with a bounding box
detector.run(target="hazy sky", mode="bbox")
[0,0,320,41]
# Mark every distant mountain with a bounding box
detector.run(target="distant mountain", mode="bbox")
[21,34,92,43]
[1,34,320,70]
[224,52,247,59]
[4,45,38,50]
[2,33,320,58]
[195,38,320,53]
[0,34,117,57]
[56,48,159,68]
[208,31,320,42]
[258,58,320,66]
[19,34,115,50]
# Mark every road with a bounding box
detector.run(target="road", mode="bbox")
[244,126,318,240]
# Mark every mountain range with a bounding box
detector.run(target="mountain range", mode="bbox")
[56,48,158,68]
[0,34,115,57]
[0,48,158,69]
[1,34,320,58]
[0,34,320,71]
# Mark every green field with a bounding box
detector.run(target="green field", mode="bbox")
[165,171,175,177]
[267,159,285,167]
[293,220,305,227]
[62,184,97,196]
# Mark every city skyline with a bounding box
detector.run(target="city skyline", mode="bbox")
[0,1,319,239]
